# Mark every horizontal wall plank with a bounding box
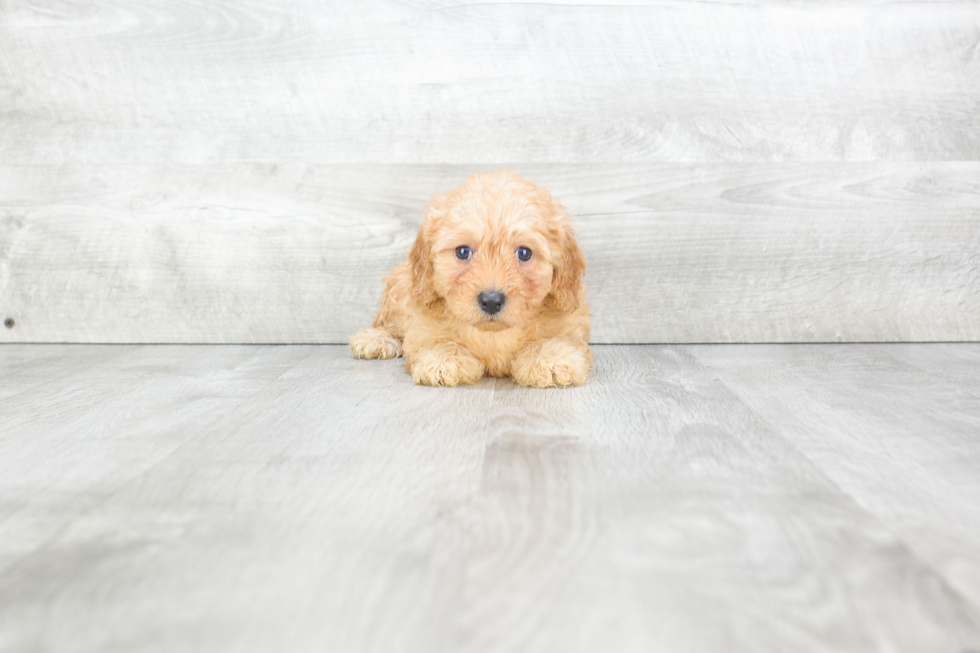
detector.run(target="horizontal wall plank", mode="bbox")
[1,1,978,163]
[1,163,977,343]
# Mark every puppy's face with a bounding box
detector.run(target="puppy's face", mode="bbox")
[410,171,585,330]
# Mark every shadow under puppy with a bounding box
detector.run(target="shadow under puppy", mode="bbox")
[351,170,591,387]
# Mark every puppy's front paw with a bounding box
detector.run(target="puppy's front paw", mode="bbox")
[409,349,485,387]
[511,341,591,388]
[350,328,403,360]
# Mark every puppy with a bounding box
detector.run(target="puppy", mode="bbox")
[350,171,591,387]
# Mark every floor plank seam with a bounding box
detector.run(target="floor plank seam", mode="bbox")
[0,346,323,586]
[874,348,980,403]
[684,347,980,627]
[0,344,143,404]
[4,345,980,651]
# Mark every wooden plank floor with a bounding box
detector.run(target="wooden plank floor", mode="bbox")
[1,344,978,652]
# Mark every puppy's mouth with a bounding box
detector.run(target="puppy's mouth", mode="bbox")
[474,317,511,332]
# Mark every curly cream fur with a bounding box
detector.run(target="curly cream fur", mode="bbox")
[351,171,591,387]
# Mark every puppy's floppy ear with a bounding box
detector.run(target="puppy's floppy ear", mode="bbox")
[549,206,587,314]
[408,229,437,307]
[408,194,447,308]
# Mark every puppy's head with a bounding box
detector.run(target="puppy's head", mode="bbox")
[409,171,586,330]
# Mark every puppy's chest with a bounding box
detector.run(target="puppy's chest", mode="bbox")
[459,327,528,376]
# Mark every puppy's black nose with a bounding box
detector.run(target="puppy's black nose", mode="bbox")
[478,291,506,316]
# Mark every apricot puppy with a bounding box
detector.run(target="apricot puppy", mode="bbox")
[350,171,591,387]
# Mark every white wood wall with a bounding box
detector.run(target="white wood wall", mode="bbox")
[1,1,978,343]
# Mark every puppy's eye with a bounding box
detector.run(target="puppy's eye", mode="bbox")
[455,246,472,261]
[516,246,533,262]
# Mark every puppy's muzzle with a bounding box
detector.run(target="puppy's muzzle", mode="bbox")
[477,291,506,316]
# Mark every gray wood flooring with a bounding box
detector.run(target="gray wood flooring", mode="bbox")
[1,344,979,652]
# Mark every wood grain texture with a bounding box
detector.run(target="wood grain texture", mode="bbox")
[0,344,138,400]
[2,163,977,343]
[0,346,497,653]
[689,343,980,609]
[0,345,315,577]
[1,0,978,164]
[1,344,979,652]
[458,345,980,652]
[2,1,978,344]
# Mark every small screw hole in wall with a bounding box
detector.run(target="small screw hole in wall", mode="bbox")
[4,318,14,329]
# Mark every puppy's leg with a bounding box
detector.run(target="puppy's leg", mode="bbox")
[405,342,485,387]
[511,338,591,388]
[350,327,403,359]
[351,263,412,360]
